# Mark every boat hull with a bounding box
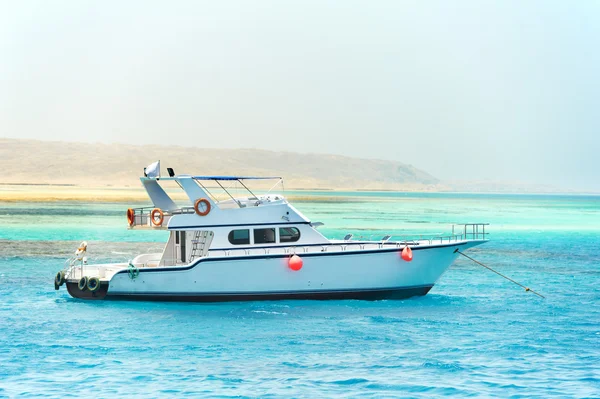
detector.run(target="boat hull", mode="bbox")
[64,240,485,302]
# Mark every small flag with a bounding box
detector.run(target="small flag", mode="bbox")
[145,161,160,178]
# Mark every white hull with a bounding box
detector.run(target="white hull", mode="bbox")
[65,240,485,301]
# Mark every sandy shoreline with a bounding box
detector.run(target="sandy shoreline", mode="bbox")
[0,184,371,203]
[0,185,162,203]
[2,184,596,203]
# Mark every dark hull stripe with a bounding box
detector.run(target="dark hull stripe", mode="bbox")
[114,240,479,276]
[102,285,433,302]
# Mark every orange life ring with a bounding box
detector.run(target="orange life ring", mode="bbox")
[194,198,211,216]
[150,208,164,226]
[126,208,135,226]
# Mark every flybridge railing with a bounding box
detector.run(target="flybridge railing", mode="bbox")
[127,206,196,229]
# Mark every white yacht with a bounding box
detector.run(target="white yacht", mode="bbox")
[54,162,489,301]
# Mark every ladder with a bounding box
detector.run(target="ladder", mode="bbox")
[189,231,213,262]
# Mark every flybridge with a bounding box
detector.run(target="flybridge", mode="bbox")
[142,161,282,181]
[140,174,285,212]
[127,161,301,230]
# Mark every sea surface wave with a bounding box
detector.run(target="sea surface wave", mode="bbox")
[0,193,599,398]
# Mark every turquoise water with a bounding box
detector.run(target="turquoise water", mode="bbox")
[0,193,599,397]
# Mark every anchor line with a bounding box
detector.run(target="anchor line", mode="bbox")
[454,249,545,299]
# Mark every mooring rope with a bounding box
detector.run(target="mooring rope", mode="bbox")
[127,261,139,280]
[455,249,545,298]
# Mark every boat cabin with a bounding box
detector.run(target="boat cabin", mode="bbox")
[126,170,329,266]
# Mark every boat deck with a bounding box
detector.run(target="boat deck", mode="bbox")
[207,238,472,257]
[64,224,489,282]
[207,224,489,257]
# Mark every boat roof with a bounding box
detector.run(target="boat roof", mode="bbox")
[192,175,282,181]
[140,175,282,181]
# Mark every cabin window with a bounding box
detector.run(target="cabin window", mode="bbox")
[228,229,250,245]
[279,227,300,243]
[254,228,275,244]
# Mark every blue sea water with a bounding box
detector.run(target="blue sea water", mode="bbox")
[0,193,599,398]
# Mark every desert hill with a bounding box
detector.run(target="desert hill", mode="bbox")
[0,138,440,190]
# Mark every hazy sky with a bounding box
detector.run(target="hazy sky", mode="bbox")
[1,1,599,191]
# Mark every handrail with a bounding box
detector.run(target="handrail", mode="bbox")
[127,205,201,229]
[203,223,489,258]
[452,223,489,241]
